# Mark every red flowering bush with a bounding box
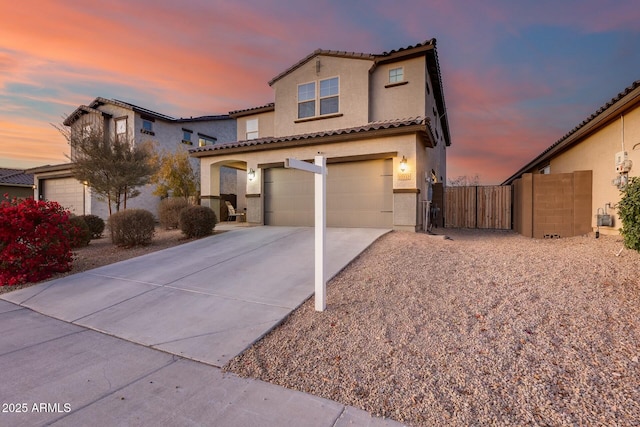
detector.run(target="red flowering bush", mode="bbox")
[0,195,76,286]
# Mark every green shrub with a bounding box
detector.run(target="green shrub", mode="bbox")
[80,214,105,239]
[618,176,640,251]
[108,209,156,247]
[68,216,91,248]
[179,205,217,238]
[158,198,190,229]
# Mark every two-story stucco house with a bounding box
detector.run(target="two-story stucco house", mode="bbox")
[28,98,236,219]
[191,39,451,231]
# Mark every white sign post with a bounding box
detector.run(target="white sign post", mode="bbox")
[284,156,327,311]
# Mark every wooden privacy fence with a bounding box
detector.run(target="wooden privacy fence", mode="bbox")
[445,186,512,229]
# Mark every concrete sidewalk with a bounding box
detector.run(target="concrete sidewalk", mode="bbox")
[0,226,405,426]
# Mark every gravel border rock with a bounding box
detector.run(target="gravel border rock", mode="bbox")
[226,229,640,426]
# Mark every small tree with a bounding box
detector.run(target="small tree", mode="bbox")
[62,126,157,215]
[151,149,198,200]
[617,177,640,251]
[447,174,480,187]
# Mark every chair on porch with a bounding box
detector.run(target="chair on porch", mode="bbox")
[225,201,246,223]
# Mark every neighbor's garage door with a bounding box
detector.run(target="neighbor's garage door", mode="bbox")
[42,177,84,214]
[264,159,392,228]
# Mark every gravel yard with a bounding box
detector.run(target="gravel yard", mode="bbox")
[226,229,640,426]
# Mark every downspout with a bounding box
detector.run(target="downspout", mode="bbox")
[621,114,625,152]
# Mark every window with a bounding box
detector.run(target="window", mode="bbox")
[115,117,127,142]
[297,77,339,119]
[182,129,193,145]
[298,82,315,118]
[246,119,259,140]
[81,123,93,138]
[141,117,155,135]
[198,133,217,147]
[319,77,339,115]
[539,165,550,174]
[389,67,404,83]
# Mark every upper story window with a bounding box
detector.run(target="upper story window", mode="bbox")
[198,133,217,147]
[182,129,193,145]
[81,123,93,138]
[141,117,155,135]
[297,77,339,119]
[319,77,339,115]
[115,117,127,142]
[298,82,316,118]
[246,119,259,140]
[389,67,404,83]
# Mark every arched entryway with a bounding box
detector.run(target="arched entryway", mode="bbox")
[202,160,248,222]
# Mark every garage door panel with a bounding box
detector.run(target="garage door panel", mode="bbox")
[43,177,84,215]
[265,159,392,228]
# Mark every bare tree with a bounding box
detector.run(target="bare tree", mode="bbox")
[56,124,157,215]
[447,174,480,187]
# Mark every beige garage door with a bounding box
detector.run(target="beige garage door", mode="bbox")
[42,177,84,215]
[264,159,393,228]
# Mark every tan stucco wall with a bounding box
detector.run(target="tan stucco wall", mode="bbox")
[235,111,275,141]
[549,105,640,234]
[199,132,436,230]
[369,56,426,121]
[271,55,373,136]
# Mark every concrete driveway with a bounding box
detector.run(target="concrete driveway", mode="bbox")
[2,226,389,367]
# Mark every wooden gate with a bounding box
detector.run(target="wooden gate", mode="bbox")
[445,186,511,229]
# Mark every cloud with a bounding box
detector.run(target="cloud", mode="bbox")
[0,117,68,168]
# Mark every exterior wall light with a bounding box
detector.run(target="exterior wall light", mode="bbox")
[399,156,408,172]
[247,168,256,181]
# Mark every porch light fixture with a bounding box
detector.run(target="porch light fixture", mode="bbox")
[247,168,256,181]
[399,156,408,172]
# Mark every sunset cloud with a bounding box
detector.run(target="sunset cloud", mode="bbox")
[1,0,639,183]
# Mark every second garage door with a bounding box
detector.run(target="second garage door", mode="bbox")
[264,159,393,228]
[42,177,84,214]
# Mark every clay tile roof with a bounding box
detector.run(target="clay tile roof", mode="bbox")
[268,49,377,87]
[190,117,431,156]
[0,168,34,186]
[229,103,276,118]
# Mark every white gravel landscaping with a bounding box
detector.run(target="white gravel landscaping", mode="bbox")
[226,229,640,426]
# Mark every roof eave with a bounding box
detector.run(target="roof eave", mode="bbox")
[190,122,431,158]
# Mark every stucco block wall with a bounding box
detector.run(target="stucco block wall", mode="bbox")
[512,171,592,238]
[548,105,640,235]
[533,174,575,238]
[393,192,419,230]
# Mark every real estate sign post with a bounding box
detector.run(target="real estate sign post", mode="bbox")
[284,156,327,311]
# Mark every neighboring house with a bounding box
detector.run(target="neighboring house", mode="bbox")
[29,98,236,219]
[503,80,640,237]
[0,168,34,200]
[191,39,451,231]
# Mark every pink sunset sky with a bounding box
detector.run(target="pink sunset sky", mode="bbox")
[1,0,639,184]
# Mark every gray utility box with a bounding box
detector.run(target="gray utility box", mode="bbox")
[597,214,613,227]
